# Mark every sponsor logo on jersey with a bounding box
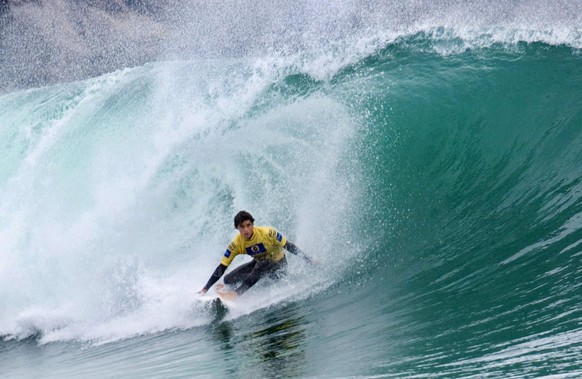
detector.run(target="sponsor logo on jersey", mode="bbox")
[246,243,266,256]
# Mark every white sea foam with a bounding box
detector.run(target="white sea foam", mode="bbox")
[0,55,361,343]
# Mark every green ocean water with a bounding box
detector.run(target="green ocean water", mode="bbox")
[354,41,582,377]
[1,18,582,379]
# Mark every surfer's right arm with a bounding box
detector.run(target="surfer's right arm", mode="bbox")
[199,240,239,294]
[199,263,228,294]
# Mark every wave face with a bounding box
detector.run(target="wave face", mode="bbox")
[1,1,582,378]
[352,40,582,377]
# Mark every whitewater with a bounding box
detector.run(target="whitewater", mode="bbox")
[1,0,582,378]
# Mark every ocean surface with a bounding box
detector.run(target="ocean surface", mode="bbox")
[1,1,582,378]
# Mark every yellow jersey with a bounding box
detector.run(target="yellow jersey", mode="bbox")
[220,226,287,266]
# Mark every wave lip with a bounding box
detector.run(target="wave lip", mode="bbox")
[2,0,581,91]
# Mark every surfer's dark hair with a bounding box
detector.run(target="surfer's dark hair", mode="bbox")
[234,211,255,228]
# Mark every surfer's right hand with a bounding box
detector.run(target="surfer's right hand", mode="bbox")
[198,288,208,295]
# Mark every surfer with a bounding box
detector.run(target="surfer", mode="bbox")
[198,211,312,301]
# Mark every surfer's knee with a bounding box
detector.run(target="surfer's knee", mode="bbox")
[223,272,236,285]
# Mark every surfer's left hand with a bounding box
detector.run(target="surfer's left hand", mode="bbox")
[306,257,319,266]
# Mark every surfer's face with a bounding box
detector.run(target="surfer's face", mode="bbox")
[237,220,254,239]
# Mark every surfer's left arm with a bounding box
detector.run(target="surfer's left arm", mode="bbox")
[284,241,313,264]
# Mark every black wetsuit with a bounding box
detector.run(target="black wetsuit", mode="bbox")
[203,241,309,296]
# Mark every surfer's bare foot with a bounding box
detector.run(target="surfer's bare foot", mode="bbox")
[217,290,237,301]
[216,283,225,290]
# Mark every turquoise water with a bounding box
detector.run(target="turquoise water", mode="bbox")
[1,2,582,378]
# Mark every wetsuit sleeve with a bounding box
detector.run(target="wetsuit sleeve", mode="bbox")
[284,240,312,263]
[203,263,227,291]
